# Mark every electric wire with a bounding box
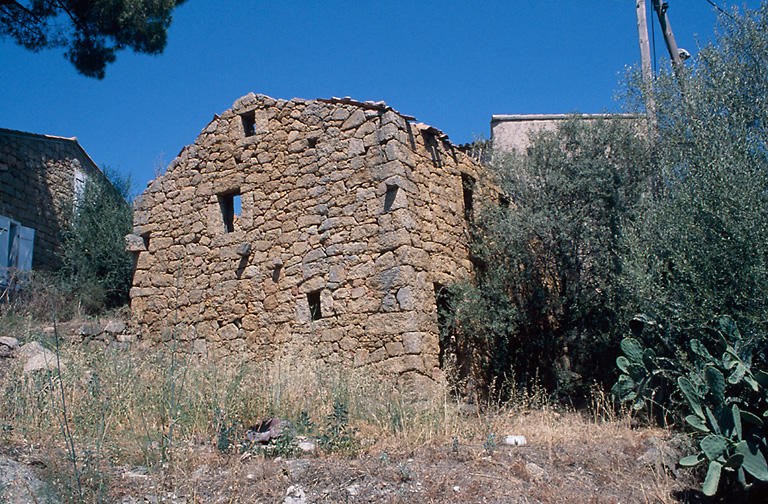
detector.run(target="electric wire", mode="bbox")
[651,0,657,76]
[703,0,736,21]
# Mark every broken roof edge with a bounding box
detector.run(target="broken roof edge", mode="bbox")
[0,127,102,175]
[317,96,417,122]
[491,113,640,123]
[232,92,455,143]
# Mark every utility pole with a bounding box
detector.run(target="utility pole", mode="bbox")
[635,0,653,86]
[635,1,657,127]
[651,0,683,74]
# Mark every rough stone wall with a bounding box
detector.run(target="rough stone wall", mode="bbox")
[0,129,105,269]
[130,93,490,382]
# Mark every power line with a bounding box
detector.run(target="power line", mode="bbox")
[703,0,736,21]
[651,0,657,76]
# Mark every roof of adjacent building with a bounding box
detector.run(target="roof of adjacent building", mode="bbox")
[491,113,639,123]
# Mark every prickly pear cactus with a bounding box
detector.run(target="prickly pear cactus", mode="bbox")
[613,316,768,496]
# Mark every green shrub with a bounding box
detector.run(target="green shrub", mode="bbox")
[318,399,358,454]
[614,8,768,496]
[621,3,768,343]
[58,168,133,312]
[445,118,651,398]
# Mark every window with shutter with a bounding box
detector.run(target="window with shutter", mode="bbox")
[74,168,87,209]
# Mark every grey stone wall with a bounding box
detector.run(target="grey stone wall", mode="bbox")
[0,129,105,270]
[130,93,491,382]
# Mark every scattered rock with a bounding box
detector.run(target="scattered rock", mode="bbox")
[525,462,547,481]
[296,438,317,453]
[283,459,310,479]
[79,323,102,338]
[283,485,307,504]
[0,455,60,503]
[23,352,59,374]
[104,320,126,334]
[346,484,360,496]
[502,435,527,446]
[0,336,19,357]
[18,342,62,374]
[246,417,292,444]
[17,341,44,358]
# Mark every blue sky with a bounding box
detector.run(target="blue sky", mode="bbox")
[0,1,761,193]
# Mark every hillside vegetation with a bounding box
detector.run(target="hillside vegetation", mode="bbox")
[1,3,768,502]
[444,3,768,498]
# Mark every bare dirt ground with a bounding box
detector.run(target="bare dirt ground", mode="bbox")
[97,409,699,504]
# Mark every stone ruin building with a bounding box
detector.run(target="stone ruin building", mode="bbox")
[127,93,492,383]
[0,128,107,285]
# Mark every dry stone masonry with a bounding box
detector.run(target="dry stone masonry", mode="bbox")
[0,128,107,270]
[128,93,491,382]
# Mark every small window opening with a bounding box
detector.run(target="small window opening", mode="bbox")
[308,290,322,321]
[423,132,442,168]
[307,137,318,148]
[218,191,241,233]
[498,194,510,209]
[461,173,475,222]
[434,283,452,367]
[141,232,151,251]
[272,265,281,282]
[240,111,255,137]
[384,184,399,212]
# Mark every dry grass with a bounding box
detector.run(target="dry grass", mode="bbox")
[0,313,697,503]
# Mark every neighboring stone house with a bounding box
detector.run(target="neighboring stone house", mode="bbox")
[127,93,492,383]
[491,113,639,154]
[0,128,107,277]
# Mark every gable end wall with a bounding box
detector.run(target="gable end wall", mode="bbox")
[130,93,491,381]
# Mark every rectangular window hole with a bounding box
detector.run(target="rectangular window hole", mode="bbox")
[218,190,241,233]
[461,173,475,222]
[240,111,255,137]
[272,265,281,283]
[307,137,318,148]
[434,283,452,367]
[498,194,510,209]
[141,232,151,251]
[384,184,399,212]
[308,290,322,321]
